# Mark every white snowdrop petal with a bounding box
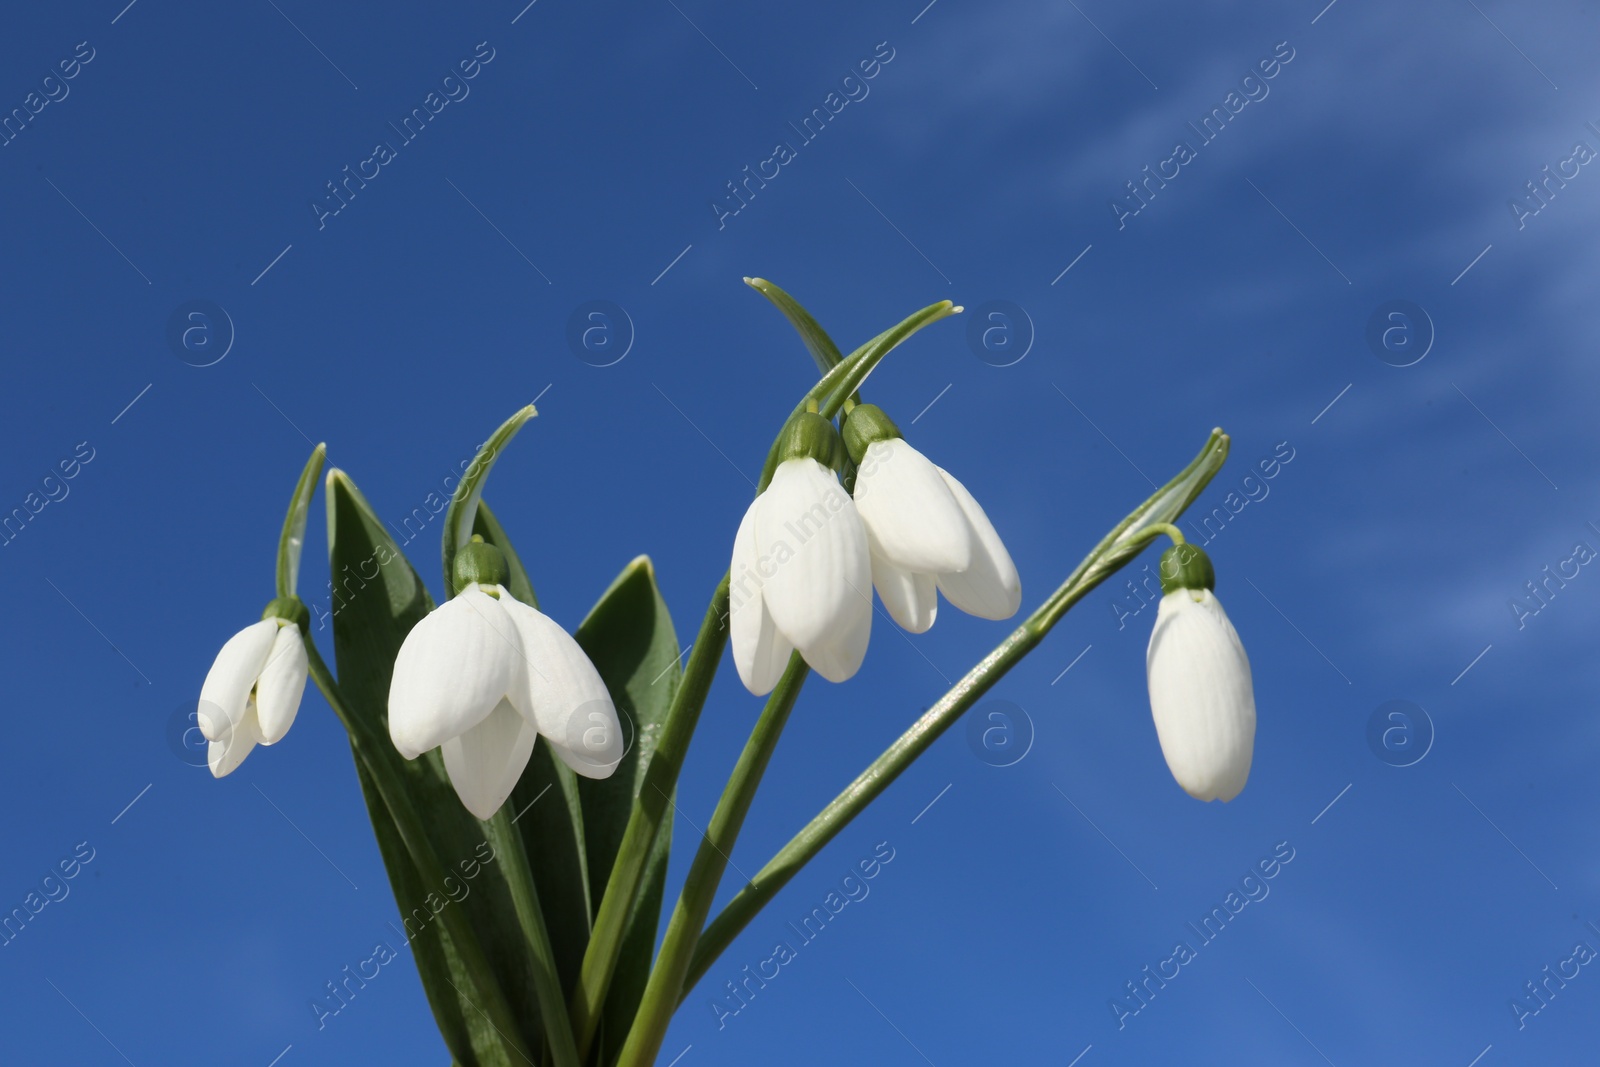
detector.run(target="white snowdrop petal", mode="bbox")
[933,467,1022,620]
[1145,590,1255,802]
[793,564,872,683]
[853,440,973,574]
[208,698,262,778]
[754,459,872,660]
[498,593,624,779]
[254,623,308,745]
[387,588,518,760]
[198,619,278,741]
[729,500,795,696]
[441,698,538,820]
[869,540,938,634]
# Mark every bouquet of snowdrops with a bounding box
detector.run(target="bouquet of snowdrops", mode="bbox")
[196,280,1251,1066]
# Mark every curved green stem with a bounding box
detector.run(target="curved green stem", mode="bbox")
[485,810,581,1067]
[616,657,810,1067]
[571,575,732,1060]
[300,638,538,1066]
[681,429,1230,995]
[1138,522,1184,547]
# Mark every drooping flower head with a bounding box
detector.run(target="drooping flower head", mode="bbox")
[1145,542,1255,802]
[197,597,310,778]
[388,537,623,819]
[843,403,1021,633]
[729,411,872,696]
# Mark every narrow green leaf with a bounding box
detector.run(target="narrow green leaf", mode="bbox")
[744,277,843,375]
[276,442,326,597]
[571,557,682,1063]
[473,500,594,1001]
[442,404,537,598]
[326,470,547,1066]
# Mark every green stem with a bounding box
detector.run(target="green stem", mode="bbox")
[570,575,732,1061]
[681,429,1231,995]
[485,810,581,1067]
[1137,522,1184,547]
[301,638,538,1066]
[616,657,810,1067]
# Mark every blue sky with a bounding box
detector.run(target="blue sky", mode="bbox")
[2,0,1597,1063]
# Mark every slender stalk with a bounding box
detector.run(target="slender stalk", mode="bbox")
[616,658,810,1067]
[485,810,581,1067]
[301,638,538,1066]
[570,576,731,1060]
[682,430,1231,994]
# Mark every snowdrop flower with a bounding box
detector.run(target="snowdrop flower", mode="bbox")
[197,599,309,779]
[388,539,622,819]
[729,412,872,696]
[1145,543,1255,802]
[843,404,1021,634]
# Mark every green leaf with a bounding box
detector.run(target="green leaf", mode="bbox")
[474,500,594,1001]
[442,405,536,598]
[326,469,546,1067]
[744,277,843,376]
[276,442,326,597]
[571,557,682,1063]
